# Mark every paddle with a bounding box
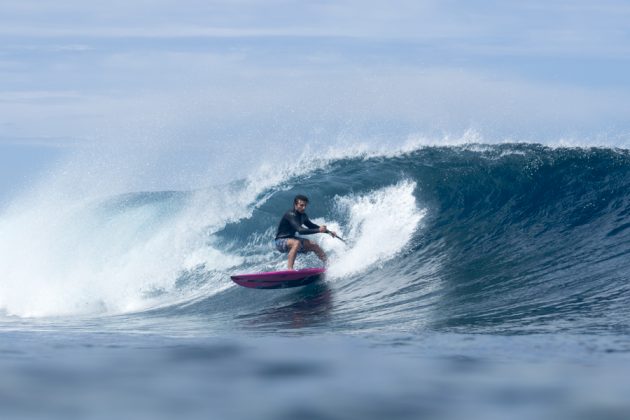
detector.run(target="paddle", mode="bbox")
[326,230,346,243]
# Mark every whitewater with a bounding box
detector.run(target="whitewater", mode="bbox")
[1,141,629,419]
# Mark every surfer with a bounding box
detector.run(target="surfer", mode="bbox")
[275,194,337,270]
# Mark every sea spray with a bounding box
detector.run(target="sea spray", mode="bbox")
[326,180,425,278]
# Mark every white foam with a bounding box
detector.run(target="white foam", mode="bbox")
[0,195,207,317]
[0,139,369,318]
[324,181,425,278]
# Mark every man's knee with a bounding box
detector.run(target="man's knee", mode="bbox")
[305,242,323,254]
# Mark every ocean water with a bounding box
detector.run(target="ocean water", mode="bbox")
[1,143,629,419]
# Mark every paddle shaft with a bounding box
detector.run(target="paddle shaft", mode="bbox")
[327,230,346,243]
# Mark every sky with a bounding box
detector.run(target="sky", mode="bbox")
[1,0,630,200]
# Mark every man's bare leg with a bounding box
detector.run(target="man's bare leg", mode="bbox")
[286,238,301,270]
[303,240,327,266]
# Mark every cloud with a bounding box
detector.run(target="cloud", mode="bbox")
[0,0,628,60]
[0,136,83,148]
[3,44,94,53]
[0,0,629,149]
[0,90,83,103]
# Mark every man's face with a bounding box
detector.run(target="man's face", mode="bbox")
[294,200,307,213]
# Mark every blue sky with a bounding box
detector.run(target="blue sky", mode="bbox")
[1,0,630,200]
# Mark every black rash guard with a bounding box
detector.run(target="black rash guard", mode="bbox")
[275,209,321,239]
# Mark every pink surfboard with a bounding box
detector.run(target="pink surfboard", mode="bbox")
[230,267,325,289]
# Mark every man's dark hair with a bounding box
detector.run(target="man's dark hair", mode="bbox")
[294,194,309,205]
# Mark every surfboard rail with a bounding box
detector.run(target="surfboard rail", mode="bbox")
[230,267,325,289]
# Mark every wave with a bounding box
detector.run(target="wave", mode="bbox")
[0,143,629,334]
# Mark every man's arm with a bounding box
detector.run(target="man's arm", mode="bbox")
[303,215,319,230]
[304,214,337,237]
[304,215,328,234]
[287,213,320,235]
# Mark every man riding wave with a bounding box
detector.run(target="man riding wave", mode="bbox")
[275,194,337,270]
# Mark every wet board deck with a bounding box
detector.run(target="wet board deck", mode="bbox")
[230,268,325,289]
